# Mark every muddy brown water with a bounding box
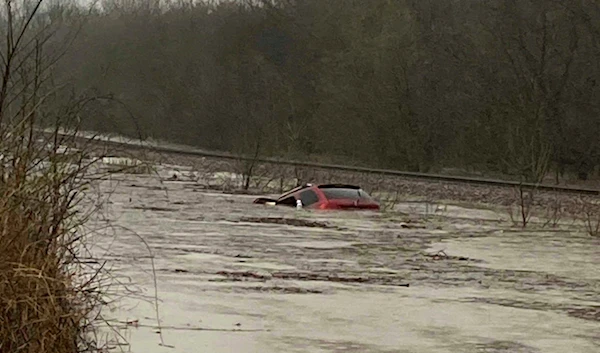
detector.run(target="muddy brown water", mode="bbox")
[89,174,600,353]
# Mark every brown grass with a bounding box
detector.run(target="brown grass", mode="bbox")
[0,125,107,353]
[0,2,126,351]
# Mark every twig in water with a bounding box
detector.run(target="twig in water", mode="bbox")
[112,224,166,347]
[116,321,270,333]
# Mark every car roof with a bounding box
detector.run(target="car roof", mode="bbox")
[317,184,361,190]
[277,183,314,199]
[277,183,362,200]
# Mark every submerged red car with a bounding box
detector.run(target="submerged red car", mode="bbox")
[253,183,380,211]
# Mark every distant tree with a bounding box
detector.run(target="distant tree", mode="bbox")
[47,0,600,183]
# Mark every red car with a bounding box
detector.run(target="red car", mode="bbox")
[253,183,380,210]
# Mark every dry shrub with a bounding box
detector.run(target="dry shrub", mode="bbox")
[371,190,401,212]
[575,197,600,236]
[507,185,535,227]
[0,125,108,352]
[0,1,113,351]
[541,194,565,228]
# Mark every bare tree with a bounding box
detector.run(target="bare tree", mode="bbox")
[37,0,600,185]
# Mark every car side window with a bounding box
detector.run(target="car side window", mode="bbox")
[277,196,297,207]
[299,189,319,206]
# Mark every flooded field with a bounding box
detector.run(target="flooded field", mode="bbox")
[89,169,600,353]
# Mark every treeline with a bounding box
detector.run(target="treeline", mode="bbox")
[53,0,600,182]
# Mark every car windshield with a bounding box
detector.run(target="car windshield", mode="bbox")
[321,188,372,200]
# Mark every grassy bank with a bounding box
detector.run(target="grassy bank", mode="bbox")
[0,123,108,352]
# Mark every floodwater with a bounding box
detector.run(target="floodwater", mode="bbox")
[89,170,600,353]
